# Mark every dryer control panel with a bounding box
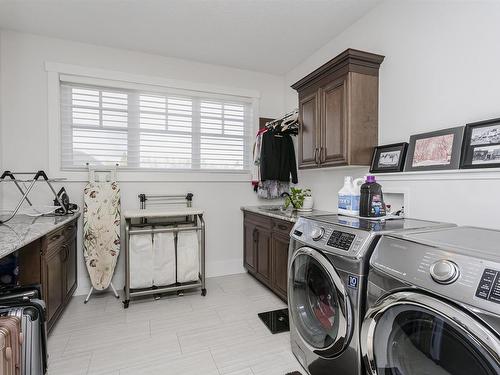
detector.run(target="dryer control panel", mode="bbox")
[476,269,500,304]
[371,235,500,314]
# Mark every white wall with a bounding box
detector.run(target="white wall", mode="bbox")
[0,30,286,295]
[285,0,500,229]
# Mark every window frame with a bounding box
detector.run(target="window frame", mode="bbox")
[47,62,260,182]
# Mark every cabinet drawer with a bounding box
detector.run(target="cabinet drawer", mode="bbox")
[272,219,293,237]
[63,221,77,241]
[45,220,77,255]
[244,212,272,228]
[45,228,66,254]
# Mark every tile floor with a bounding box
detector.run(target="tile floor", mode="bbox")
[47,273,302,375]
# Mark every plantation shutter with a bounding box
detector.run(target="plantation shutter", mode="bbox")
[60,81,254,171]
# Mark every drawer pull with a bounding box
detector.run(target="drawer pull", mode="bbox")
[277,224,289,231]
[49,234,63,243]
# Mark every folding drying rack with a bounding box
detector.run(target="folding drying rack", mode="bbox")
[122,193,206,308]
[0,170,68,224]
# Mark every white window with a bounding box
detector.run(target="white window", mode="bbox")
[60,81,254,171]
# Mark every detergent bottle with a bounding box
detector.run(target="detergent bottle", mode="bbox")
[338,177,364,216]
[359,175,386,217]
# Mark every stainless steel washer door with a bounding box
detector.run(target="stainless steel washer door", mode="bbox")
[288,247,352,358]
[361,291,500,375]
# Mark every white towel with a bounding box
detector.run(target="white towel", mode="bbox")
[177,230,200,283]
[153,229,176,286]
[129,230,153,289]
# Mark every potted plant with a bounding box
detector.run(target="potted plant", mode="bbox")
[283,188,313,211]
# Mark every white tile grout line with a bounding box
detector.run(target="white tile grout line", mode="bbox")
[208,348,222,375]
[84,351,94,375]
[176,331,184,355]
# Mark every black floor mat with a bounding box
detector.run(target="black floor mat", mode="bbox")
[257,308,289,334]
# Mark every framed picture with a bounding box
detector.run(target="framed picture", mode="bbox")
[369,142,408,173]
[461,118,500,169]
[404,126,464,171]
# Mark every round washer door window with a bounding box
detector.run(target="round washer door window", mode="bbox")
[289,248,351,356]
[371,304,499,375]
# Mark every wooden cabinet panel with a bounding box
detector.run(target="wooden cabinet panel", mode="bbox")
[244,222,257,272]
[43,248,64,325]
[243,212,291,302]
[15,218,78,333]
[298,91,319,168]
[321,78,348,166]
[292,49,384,170]
[256,227,271,283]
[271,232,290,300]
[65,237,77,297]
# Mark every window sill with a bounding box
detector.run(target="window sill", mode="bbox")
[53,168,253,183]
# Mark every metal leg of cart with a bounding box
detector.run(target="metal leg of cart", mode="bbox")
[200,214,207,297]
[123,219,131,309]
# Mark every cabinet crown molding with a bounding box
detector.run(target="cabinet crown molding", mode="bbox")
[291,48,385,91]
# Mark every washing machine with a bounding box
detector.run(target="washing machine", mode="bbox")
[287,214,454,375]
[361,226,500,375]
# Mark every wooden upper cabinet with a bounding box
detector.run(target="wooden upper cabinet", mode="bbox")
[321,77,348,166]
[292,49,384,169]
[298,91,320,168]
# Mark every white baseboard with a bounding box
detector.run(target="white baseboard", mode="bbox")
[74,259,246,296]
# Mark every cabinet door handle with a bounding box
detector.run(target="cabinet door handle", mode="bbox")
[60,245,69,262]
[49,233,62,243]
[314,147,319,165]
[277,224,288,231]
[252,228,259,242]
[319,146,324,162]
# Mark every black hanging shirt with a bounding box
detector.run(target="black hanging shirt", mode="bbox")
[259,130,298,183]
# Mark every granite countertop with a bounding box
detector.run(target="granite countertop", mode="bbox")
[0,213,81,259]
[241,205,333,223]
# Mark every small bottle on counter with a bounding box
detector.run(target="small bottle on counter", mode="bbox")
[359,175,386,217]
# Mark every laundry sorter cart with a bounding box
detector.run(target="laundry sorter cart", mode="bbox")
[122,193,206,308]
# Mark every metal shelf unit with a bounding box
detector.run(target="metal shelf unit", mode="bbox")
[122,194,206,308]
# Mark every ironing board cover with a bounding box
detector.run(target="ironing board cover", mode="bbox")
[83,181,121,290]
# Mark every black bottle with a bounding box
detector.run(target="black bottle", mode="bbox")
[359,175,386,217]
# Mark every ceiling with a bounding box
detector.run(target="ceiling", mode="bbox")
[0,0,380,74]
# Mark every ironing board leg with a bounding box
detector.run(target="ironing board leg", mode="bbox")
[110,282,120,299]
[84,287,94,304]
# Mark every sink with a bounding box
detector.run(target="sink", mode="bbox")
[257,205,285,212]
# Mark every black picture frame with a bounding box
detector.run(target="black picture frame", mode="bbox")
[369,142,408,173]
[404,126,464,172]
[461,118,500,169]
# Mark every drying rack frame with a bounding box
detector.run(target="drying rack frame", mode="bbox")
[0,170,68,224]
[123,193,206,309]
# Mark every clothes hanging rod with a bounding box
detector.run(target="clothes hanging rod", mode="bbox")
[266,109,298,127]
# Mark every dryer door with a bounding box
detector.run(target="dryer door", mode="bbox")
[361,291,500,375]
[288,246,352,358]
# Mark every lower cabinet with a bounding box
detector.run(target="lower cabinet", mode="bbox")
[43,247,64,324]
[18,218,78,333]
[243,212,293,301]
[271,232,290,301]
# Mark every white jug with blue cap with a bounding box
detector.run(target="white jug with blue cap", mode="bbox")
[338,176,364,216]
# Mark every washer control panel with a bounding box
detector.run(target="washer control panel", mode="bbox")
[430,260,460,284]
[290,217,370,257]
[327,230,356,251]
[475,269,500,304]
[311,227,325,241]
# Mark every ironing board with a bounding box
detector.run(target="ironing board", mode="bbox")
[83,166,121,302]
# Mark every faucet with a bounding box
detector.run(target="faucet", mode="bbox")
[281,192,297,209]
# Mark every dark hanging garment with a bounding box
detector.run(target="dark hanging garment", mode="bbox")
[260,130,298,184]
